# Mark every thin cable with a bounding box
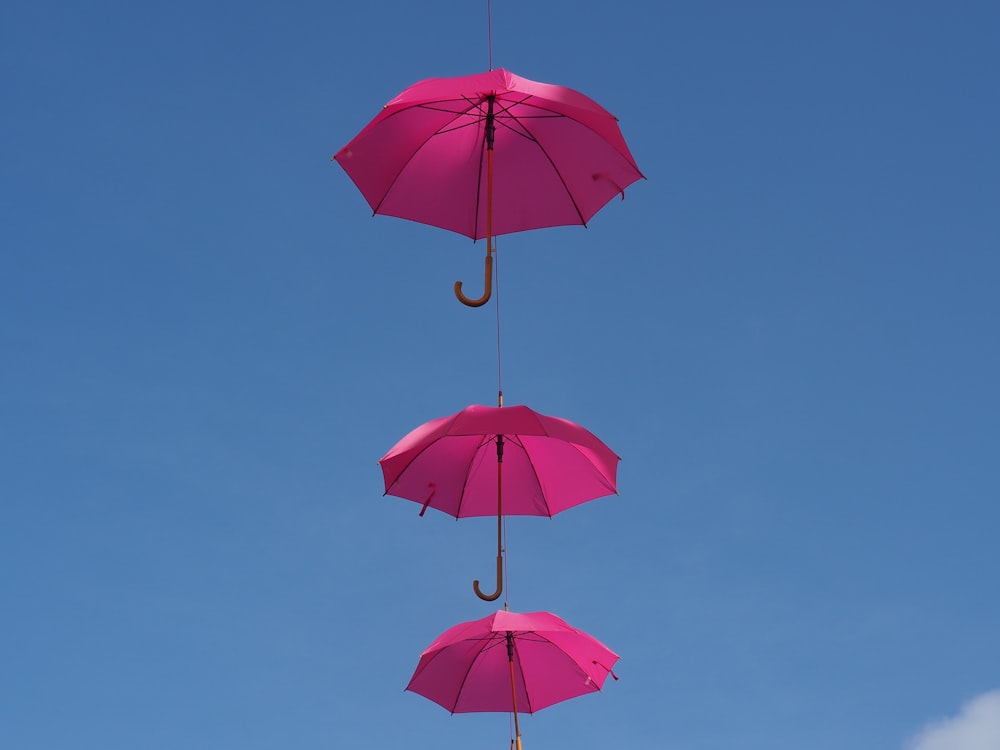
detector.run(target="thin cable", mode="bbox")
[495,242,503,400]
[487,0,494,70]
[502,513,509,610]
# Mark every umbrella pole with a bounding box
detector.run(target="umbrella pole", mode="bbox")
[474,432,504,601]
[506,631,523,750]
[455,96,496,307]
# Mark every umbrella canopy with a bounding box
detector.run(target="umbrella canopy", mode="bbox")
[333,68,644,305]
[407,609,620,715]
[379,403,619,601]
[334,68,644,240]
[379,403,620,519]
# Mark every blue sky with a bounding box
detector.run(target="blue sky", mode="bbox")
[2,1,998,748]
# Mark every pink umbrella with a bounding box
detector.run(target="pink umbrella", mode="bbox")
[333,68,644,306]
[407,609,620,750]
[379,402,619,600]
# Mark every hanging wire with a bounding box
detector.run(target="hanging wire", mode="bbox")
[489,3,512,742]
[503,513,513,748]
[502,513,509,610]
[490,0,505,611]
[487,0,494,70]
[495,243,503,402]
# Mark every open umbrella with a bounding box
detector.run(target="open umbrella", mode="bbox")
[379,402,619,600]
[333,68,644,306]
[407,609,619,750]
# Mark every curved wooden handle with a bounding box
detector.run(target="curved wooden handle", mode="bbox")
[454,253,493,307]
[473,554,503,601]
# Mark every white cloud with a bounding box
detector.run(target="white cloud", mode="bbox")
[908,690,1000,750]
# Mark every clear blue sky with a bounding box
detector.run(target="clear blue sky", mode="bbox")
[2,1,998,748]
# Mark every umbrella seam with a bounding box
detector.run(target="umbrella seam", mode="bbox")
[507,629,610,712]
[491,95,642,168]
[510,634,535,713]
[512,438,554,519]
[453,434,497,518]
[492,94,642,170]
[518,122,589,227]
[452,634,505,713]
[561,440,619,496]
[383,414,465,514]
[481,93,590,226]
[372,100,481,219]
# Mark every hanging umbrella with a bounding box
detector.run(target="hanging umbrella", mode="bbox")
[407,609,620,750]
[333,68,644,306]
[379,402,619,600]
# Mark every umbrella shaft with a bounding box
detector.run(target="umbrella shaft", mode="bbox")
[496,433,503,552]
[508,653,521,740]
[487,148,494,255]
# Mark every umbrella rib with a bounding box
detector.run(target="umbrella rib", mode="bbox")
[384,438,449,499]
[517,436,617,516]
[493,117,539,143]
[490,96,543,142]
[453,434,498,517]
[492,96,573,139]
[426,98,491,136]
[495,95,605,126]
[416,100,483,115]
[472,116,487,241]
[517,444,554,519]
[385,417,477,516]
[516,631,603,707]
[509,635,533,714]
[514,94,635,225]
[459,95,490,241]
[561,441,619,494]
[491,96,590,226]
[492,433,553,517]
[371,100,482,218]
[497,97,644,172]
[522,130,589,226]
[450,634,504,713]
[436,118,487,136]
[513,633,555,714]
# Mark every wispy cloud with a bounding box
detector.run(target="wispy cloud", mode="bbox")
[908,690,1000,750]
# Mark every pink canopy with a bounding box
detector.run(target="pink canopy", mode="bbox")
[406,609,619,714]
[333,68,644,240]
[379,403,619,518]
[380,403,620,600]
